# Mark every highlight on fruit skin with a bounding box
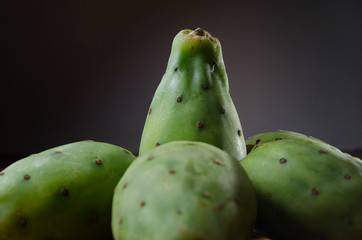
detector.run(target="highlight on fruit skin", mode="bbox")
[139,27,247,161]
[241,130,362,240]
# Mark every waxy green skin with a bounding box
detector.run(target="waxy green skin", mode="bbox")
[0,141,135,240]
[241,130,362,240]
[112,141,256,240]
[139,28,246,160]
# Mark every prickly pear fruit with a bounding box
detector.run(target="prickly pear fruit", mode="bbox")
[241,130,362,240]
[112,141,257,240]
[0,141,135,240]
[139,28,246,160]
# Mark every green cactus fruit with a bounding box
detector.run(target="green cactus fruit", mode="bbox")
[112,141,257,240]
[139,28,246,160]
[0,141,135,240]
[241,130,362,240]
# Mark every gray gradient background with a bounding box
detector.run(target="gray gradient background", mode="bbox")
[1,0,361,155]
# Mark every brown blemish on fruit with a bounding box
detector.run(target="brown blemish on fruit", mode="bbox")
[23,174,30,180]
[155,142,160,147]
[202,192,210,198]
[279,158,287,164]
[190,46,194,50]
[60,188,69,196]
[187,142,195,145]
[148,108,152,115]
[94,159,102,165]
[220,108,226,114]
[147,156,154,160]
[197,121,204,129]
[214,159,222,165]
[319,150,327,154]
[119,218,123,224]
[140,201,145,207]
[90,214,99,221]
[275,137,282,141]
[177,227,184,234]
[344,174,351,179]
[176,96,182,102]
[123,183,127,189]
[169,169,176,174]
[345,217,353,225]
[266,193,273,198]
[311,188,319,195]
[256,139,261,144]
[55,151,62,154]
[177,210,182,215]
[238,130,242,136]
[19,218,27,227]
[174,67,178,72]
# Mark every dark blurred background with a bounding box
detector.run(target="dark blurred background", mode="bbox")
[1,0,361,167]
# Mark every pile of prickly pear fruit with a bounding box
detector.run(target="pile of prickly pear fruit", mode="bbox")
[1,28,361,240]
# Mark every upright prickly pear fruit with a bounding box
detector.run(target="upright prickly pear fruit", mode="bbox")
[139,28,246,160]
[112,141,257,240]
[0,141,135,240]
[241,130,362,240]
